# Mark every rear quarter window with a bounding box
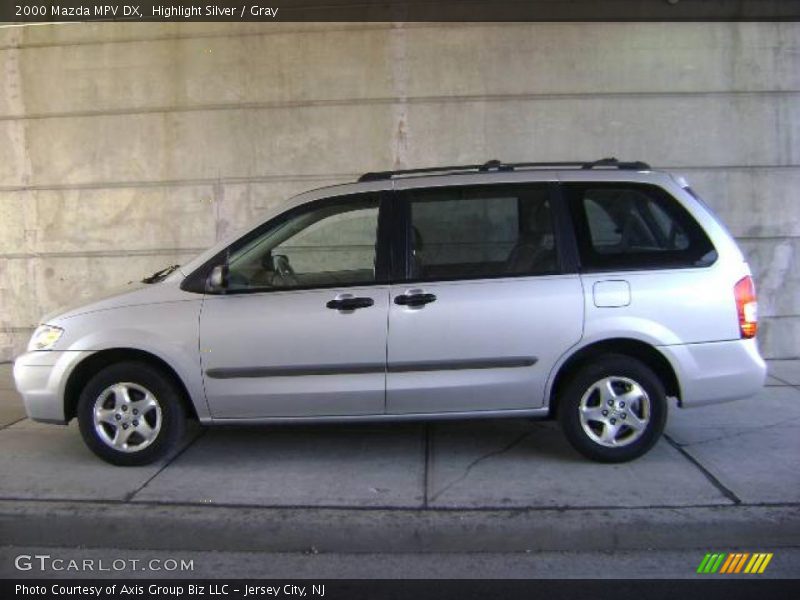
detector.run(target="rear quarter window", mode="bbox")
[565,182,717,271]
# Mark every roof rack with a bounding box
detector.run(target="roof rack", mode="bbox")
[357,157,651,182]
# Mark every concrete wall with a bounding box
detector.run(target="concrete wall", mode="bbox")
[0,22,798,360]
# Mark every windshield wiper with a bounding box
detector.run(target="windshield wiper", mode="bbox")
[142,264,181,284]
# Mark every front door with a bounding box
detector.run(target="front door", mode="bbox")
[386,182,584,415]
[200,193,390,419]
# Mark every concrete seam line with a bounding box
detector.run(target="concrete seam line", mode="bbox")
[124,427,208,502]
[1,498,797,514]
[1,165,799,194]
[663,434,741,505]
[0,416,26,431]
[0,248,208,260]
[0,173,356,192]
[735,237,800,243]
[422,424,431,509]
[0,23,409,51]
[3,246,800,263]
[0,496,800,510]
[1,90,800,123]
[0,22,794,51]
[768,374,800,390]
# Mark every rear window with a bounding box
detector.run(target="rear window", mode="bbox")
[565,183,717,271]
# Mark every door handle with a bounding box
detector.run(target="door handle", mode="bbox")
[326,296,374,310]
[394,292,437,307]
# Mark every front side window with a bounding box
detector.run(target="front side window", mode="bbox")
[225,195,380,291]
[566,183,716,271]
[405,184,558,281]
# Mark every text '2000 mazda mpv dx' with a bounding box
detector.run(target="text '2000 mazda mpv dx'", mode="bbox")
[14,159,766,465]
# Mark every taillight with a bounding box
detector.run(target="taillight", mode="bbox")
[734,275,758,338]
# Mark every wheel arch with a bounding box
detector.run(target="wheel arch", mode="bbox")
[548,338,681,416]
[64,348,198,423]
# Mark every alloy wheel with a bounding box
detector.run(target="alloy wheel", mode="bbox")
[578,376,651,448]
[92,382,162,453]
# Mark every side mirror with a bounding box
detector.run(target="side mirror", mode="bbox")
[206,264,229,293]
[260,251,274,272]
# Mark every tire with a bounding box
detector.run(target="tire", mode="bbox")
[77,361,186,466]
[558,354,667,463]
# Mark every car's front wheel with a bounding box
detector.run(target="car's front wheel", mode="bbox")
[77,361,186,466]
[558,354,667,462]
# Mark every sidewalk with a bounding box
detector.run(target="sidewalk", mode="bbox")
[0,360,798,553]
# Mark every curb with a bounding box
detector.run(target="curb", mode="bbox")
[1,501,798,553]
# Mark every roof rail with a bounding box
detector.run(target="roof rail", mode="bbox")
[357,157,651,182]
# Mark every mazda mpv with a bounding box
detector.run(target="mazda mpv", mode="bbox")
[14,158,767,465]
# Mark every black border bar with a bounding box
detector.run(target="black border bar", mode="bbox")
[4,579,800,600]
[4,1,800,23]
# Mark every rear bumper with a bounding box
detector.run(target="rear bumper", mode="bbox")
[659,338,767,408]
[13,350,94,424]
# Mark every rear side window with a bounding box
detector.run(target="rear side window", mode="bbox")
[405,184,558,281]
[565,183,717,271]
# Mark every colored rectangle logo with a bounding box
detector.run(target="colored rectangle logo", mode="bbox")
[697,552,773,574]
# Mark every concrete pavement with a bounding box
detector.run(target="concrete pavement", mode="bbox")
[0,360,798,562]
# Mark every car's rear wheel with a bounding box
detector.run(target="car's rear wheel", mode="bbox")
[558,354,667,462]
[77,361,186,466]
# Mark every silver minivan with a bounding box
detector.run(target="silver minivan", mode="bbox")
[13,159,766,465]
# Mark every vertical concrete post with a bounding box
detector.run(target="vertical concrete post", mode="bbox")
[390,21,409,171]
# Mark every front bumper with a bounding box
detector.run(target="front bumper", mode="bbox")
[13,350,94,424]
[659,338,767,408]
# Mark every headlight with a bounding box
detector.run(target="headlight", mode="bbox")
[28,324,64,351]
